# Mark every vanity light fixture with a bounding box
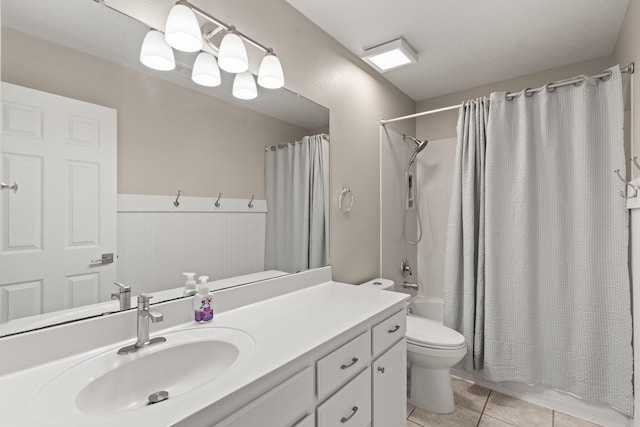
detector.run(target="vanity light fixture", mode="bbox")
[192,52,221,87]
[257,49,285,89]
[139,0,285,100]
[164,1,202,52]
[218,27,249,73]
[233,71,258,100]
[361,36,418,73]
[140,30,176,71]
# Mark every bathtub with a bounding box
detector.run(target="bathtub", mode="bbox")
[409,296,444,323]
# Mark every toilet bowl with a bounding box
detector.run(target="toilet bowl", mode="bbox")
[360,279,467,414]
[406,315,466,413]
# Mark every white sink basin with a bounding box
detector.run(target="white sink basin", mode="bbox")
[32,327,254,419]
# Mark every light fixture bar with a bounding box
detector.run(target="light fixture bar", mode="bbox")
[184,0,270,53]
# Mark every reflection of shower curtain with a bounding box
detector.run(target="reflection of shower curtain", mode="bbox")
[444,66,633,415]
[265,134,329,273]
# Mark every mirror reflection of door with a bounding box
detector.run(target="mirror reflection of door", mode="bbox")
[0,82,117,321]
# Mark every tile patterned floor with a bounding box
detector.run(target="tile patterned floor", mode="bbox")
[406,377,601,427]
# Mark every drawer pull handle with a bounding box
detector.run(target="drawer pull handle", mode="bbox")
[340,357,358,369]
[388,324,400,333]
[340,406,359,423]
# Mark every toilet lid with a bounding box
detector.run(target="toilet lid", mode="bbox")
[406,316,465,348]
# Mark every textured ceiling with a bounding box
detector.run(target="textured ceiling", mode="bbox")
[287,0,629,101]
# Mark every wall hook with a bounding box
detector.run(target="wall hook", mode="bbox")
[215,193,222,208]
[173,190,181,207]
[631,156,640,171]
[615,169,638,199]
[248,195,255,208]
[0,181,18,193]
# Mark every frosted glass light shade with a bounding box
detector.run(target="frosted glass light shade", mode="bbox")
[165,3,202,52]
[192,52,221,87]
[140,30,175,71]
[232,72,257,100]
[257,52,284,89]
[218,31,249,73]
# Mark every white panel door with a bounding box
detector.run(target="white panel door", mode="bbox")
[0,82,117,321]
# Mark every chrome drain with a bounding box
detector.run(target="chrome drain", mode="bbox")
[148,390,169,405]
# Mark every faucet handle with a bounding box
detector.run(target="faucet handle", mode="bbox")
[138,293,153,304]
[113,282,131,293]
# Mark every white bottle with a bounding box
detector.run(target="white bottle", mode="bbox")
[194,276,213,323]
[183,272,197,297]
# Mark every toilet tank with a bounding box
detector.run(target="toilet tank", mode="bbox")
[409,296,443,323]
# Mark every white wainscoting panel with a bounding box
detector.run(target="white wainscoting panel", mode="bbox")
[117,195,267,295]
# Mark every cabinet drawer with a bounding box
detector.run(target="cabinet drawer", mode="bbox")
[372,310,406,357]
[215,367,314,427]
[317,367,371,427]
[317,330,371,399]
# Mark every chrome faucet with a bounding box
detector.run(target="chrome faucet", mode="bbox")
[118,294,166,355]
[111,282,131,310]
[403,282,419,291]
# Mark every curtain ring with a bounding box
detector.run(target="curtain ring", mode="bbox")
[545,83,557,93]
[601,70,613,81]
[524,88,534,97]
[338,187,354,213]
[574,75,586,87]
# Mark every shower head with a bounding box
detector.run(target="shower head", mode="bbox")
[403,135,428,166]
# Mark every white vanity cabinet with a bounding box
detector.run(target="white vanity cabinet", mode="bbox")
[315,309,407,427]
[215,367,314,427]
[372,338,407,427]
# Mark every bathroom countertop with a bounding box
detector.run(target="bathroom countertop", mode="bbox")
[0,281,408,426]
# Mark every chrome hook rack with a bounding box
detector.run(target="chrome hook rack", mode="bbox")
[214,193,222,208]
[173,190,181,207]
[0,181,18,193]
[614,169,638,199]
[248,195,255,208]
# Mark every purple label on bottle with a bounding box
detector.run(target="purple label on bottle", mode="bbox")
[195,296,213,323]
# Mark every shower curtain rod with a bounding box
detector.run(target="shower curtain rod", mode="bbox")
[380,63,635,126]
[264,133,329,151]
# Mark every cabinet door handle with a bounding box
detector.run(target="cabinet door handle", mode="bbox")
[340,357,358,369]
[340,406,358,423]
[388,324,400,333]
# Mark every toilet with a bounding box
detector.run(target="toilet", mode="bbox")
[360,278,467,414]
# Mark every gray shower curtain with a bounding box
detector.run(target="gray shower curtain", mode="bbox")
[444,66,633,415]
[443,97,489,372]
[265,134,329,273]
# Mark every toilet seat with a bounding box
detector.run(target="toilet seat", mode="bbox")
[406,316,465,350]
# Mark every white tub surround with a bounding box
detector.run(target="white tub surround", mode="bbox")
[0,269,408,426]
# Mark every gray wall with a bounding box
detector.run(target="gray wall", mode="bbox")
[1,28,312,200]
[614,0,640,180]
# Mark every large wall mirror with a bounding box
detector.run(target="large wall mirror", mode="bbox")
[0,0,330,336]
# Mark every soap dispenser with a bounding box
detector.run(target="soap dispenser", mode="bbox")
[183,272,197,297]
[194,276,213,323]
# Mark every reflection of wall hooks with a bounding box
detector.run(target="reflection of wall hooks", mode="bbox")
[248,195,255,208]
[338,187,354,213]
[0,181,18,193]
[173,190,181,207]
[214,192,222,208]
[631,156,640,170]
[614,169,638,199]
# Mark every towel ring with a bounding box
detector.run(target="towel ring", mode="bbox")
[338,187,354,213]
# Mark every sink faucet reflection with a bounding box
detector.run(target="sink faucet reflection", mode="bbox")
[118,294,166,355]
[111,282,131,310]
